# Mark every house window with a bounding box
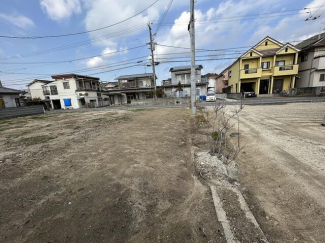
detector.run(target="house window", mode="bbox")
[78,81,84,88]
[244,64,249,70]
[50,85,58,95]
[301,53,308,62]
[285,47,288,52]
[138,80,145,87]
[250,52,253,57]
[15,98,21,107]
[261,62,270,69]
[320,74,325,81]
[63,82,70,89]
[228,70,232,78]
[265,41,268,46]
[275,60,285,66]
[42,86,50,95]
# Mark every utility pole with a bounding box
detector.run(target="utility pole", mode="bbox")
[189,0,196,114]
[148,22,157,99]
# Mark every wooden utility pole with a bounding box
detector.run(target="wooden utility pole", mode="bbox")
[189,0,196,114]
[148,22,157,99]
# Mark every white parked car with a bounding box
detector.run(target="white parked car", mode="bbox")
[206,92,216,102]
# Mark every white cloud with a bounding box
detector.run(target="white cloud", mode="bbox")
[86,46,118,67]
[248,0,325,45]
[83,0,187,47]
[87,56,104,68]
[40,0,82,21]
[0,13,34,28]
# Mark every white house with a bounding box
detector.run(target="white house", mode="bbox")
[296,33,325,88]
[27,79,53,100]
[170,65,203,85]
[161,65,208,98]
[43,74,102,109]
[0,81,22,108]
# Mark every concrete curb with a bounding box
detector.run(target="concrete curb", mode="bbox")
[210,185,237,243]
[210,185,269,243]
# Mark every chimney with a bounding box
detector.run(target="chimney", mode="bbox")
[0,80,3,87]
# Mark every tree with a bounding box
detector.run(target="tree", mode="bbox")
[176,81,183,92]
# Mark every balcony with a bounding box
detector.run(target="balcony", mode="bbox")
[240,68,262,79]
[119,81,151,89]
[273,64,298,76]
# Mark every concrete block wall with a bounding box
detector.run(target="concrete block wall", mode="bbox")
[0,105,44,120]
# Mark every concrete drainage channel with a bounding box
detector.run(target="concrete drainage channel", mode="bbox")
[192,150,269,243]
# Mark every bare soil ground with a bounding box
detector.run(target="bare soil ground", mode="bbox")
[237,102,325,242]
[0,109,225,243]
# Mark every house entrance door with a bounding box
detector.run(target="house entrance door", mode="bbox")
[259,79,269,94]
[52,100,61,109]
[0,98,5,108]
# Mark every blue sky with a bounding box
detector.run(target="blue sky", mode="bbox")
[0,0,324,89]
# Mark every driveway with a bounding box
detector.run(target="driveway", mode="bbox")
[236,102,325,242]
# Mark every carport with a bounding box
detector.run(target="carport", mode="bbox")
[241,81,257,93]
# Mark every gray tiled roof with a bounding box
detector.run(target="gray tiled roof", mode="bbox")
[115,73,154,80]
[0,86,21,94]
[27,79,53,87]
[296,33,325,50]
[258,48,281,56]
[169,65,203,72]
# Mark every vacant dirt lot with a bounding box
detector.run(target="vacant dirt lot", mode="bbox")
[236,102,325,242]
[0,109,225,243]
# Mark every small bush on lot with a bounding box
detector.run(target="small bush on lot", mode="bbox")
[195,102,244,164]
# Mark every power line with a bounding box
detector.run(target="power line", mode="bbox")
[161,11,308,26]
[4,63,148,86]
[1,56,149,84]
[0,24,148,61]
[0,45,147,65]
[156,43,253,51]
[0,0,159,39]
[160,6,324,24]
[154,0,174,35]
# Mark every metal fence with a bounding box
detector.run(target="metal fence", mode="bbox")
[0,105,44,120]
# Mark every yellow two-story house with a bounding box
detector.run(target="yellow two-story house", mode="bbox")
[228,36,300,95]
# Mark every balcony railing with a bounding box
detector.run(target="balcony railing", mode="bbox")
[240,68,261,79]
[278,65,294,71]
[273,64,298,76]
[120,81,137,88]
[244,68,258,74]
[120,81,151,88]
[43,91,50,95]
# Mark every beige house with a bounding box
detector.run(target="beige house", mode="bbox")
[105,73,156,104]
[215,68,229,93]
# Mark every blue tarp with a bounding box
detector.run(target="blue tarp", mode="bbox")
[64,99,72,106]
